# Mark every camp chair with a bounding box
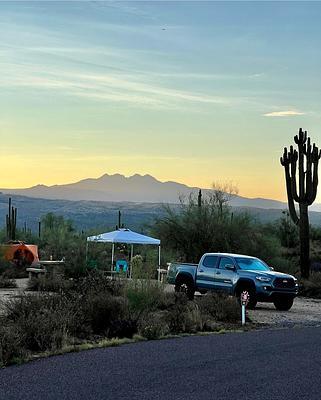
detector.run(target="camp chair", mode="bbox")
[115,260,128,274]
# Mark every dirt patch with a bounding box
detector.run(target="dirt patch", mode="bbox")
[248,297,321,328]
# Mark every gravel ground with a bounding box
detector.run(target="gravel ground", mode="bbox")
[248,297,321,328]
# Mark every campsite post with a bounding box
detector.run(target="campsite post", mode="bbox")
[241,292,249,326]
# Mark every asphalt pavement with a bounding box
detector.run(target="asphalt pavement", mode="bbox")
[0,327,320,400]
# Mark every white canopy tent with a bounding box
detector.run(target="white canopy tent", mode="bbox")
[86,229,161,280]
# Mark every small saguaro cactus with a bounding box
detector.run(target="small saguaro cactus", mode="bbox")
[280,128,321,278]
[6,197,17,241]
[198,190,202,208]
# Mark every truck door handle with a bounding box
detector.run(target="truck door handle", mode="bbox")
[199,269,204,272]
[216,271,221,275]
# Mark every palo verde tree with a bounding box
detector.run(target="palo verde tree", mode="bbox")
[280,128,321,278]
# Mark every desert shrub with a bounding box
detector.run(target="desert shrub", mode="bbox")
[131,255,144,279]
[138,311,169,340]
[310,226,321,241]
[0,276,17,289]
[76,270,124,297]
[276,213,299,248]
[0,258,27,279]
[0,258,12,276]
[269,256,299,276]
[27,276,73,293]
[4,294,73,352]
[125,281,167,320]
[300,273,321,299]
[153,190,281,264]
[0,323,26,367]
[197,293,240,323]
[165,293,202,334]
[83,293,135,338]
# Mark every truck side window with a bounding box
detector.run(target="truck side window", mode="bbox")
[202,256,218,268]
[218,257,234,270]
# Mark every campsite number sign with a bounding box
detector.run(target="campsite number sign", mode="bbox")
[240,291,249,326]
[241,291,249,306]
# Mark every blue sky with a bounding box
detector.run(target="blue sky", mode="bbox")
[0,1,321,201]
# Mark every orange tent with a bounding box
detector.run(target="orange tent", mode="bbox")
[1,241,39,267]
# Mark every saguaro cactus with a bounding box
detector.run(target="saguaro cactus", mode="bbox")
[6,197,17,241]
[198,190,202,208]
[280,128,321,278]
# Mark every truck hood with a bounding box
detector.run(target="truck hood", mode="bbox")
[240,270,295,279]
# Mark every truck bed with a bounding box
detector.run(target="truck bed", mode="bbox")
[167,262,198,284]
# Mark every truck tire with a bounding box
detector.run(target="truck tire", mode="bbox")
[236,286,257,309]
[175,278,195,300]
[273,296,294,311]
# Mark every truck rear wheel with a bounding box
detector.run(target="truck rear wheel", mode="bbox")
[273,296,294,311]
[175,279,195,300]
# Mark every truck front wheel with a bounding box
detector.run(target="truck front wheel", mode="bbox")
[236,286,257,309]
[273,296,294,311]
[175,279,195,300]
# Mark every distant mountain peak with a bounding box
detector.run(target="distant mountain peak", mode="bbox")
[0,172,320,212]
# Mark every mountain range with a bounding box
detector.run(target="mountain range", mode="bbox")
[2,173,321,211]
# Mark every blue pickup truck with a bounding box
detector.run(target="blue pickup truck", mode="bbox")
[167,253,299,310]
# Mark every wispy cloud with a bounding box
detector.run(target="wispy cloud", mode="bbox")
[0,60,232,110]
[263,110,305,117]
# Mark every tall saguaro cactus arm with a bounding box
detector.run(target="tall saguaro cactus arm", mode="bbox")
[280,148,299,224]
[280,128,321,279]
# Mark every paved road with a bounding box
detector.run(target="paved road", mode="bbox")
[1,327,321,400]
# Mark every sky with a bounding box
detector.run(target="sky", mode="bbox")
[0,1,321,201]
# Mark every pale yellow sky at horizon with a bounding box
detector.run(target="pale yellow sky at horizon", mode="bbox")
[0,154,289,202]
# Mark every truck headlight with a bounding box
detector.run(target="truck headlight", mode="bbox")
[256,276,271,282]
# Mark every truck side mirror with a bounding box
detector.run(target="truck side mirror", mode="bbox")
[269,266,274,271]
[225,264,236,271]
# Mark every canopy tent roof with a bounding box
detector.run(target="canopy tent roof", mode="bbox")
[87,228,160,246]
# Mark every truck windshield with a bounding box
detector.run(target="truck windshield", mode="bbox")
[235,257,270,271]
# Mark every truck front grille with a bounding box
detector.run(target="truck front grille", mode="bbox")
[273,277,295,289]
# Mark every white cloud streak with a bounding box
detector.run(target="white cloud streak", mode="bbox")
[263,110,305,117]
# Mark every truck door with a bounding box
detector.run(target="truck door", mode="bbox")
[215,256,237,293]
[196,255,218,289]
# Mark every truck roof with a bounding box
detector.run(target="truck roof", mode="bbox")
[203,253,257,259]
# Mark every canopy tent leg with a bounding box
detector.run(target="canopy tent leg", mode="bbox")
[111,243,115,271]
[130,244,133,279]
[158,245,161,282]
